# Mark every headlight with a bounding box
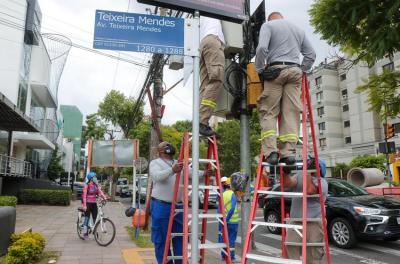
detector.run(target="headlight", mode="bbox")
[354,206,381,215]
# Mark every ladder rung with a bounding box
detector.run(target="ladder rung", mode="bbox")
[262,162,303,167]
[252,221,302,229]
[189,213,223,219]
[189,158,216,164]
[257,190,303,197]
[246,254,302,264]
[171,232,204,237]
[189,243,227,250]
[285,218,322,222]
[257,190,320,198]
[285,241,324,247]
[185,185,220,191]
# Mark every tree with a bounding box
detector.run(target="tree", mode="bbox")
[332,162,350,179]
[310,0,400,65]
[349,155,386,172]
[356,70,400,120]
[172,120,192,132]
[130,120,151,162]
[47,146,64,181]
[98,90,144,138]
[82,113,106,145]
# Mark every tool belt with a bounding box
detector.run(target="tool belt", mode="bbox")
[262,62,301,82]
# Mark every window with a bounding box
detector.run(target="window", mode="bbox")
[344,120,350,128]
[319,138,327,147]
[341,89,348,100]
[340,74,346,81]
[345,137,352,144]
[316,92,323,102]
[394,123,400,134]
[342,104,349,112]
[315,76,322,86]
[17,83,27,113]
[0,130,9,155]
[318,122,326,131]
[317,107,324,116]
[383,62,394,72]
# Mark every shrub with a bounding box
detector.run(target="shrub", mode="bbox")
[332,163,350,179]
[349,155,386,171]
[0,196,17,207]
[19,189,71,206]
[5,232,46,264]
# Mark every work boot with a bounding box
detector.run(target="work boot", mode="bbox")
[199,123,216,137]
[266,152,279,165]
[280,156,296,165]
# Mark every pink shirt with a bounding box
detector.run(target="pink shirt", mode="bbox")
[82,182,105,207]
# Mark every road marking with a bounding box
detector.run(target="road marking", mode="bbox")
[236,236,281,255]
[357,242,400,257]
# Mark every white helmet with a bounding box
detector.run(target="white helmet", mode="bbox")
[221,176,228,183]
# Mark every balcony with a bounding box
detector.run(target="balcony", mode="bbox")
[0,154,33,177]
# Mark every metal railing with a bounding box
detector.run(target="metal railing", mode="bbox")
[0,154,32,177]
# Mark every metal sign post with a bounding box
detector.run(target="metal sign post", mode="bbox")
[189,11,200,264]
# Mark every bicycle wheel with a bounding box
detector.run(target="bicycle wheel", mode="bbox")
[93,218,116,246]
[76,212,86,240]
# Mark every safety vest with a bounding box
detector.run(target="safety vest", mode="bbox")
[223,189,239,223]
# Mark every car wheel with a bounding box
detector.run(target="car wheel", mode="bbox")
[329,218,357,248]
[383,237,399,242]
[264,210,281,234]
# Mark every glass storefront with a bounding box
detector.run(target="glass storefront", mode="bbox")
[0,130,9,155]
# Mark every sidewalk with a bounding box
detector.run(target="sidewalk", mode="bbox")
[15,200,228,264]
[15,200,135,264]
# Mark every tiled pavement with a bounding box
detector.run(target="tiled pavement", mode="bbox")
[15,200,134,264]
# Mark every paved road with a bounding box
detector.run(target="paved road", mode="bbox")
[120,197,400,264]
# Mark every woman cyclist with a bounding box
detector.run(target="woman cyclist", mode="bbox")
[82,172,107,239]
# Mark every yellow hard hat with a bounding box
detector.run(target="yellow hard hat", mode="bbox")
[225,177,231,185]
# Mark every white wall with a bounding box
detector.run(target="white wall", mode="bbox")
[0,0,27,104]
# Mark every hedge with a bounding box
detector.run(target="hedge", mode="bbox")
[19,189,71,206]
[6,232,46,264]
[0,196,17,207]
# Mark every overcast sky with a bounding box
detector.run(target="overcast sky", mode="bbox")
[37,0,335,125]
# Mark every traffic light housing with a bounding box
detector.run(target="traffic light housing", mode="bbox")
[387,123,394,139]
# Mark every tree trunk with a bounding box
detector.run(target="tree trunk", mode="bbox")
[110,167,119,201]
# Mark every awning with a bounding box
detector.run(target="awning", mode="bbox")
[0,92,39,132]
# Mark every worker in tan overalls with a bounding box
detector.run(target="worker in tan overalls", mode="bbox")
[199,17,225,137]
[255,12,316,165]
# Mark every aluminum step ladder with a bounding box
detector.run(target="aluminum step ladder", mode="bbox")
[162,133,232,264]
[241,74,331,264]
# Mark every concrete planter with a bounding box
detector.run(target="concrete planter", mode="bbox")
[0,206,16,255]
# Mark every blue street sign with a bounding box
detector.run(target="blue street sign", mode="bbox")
[93,10,184,55]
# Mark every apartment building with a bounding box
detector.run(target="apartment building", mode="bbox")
[308,53,400,169]
[0,0,70,190]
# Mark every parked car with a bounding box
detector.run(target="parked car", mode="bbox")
[116,178,129,195]
[136,176,148,203]
[73,182,85,199]
[120,186,133,198]
[189,189,219,209]
[263,178,400,248]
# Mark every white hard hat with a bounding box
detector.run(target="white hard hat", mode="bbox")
[221,176,228,183]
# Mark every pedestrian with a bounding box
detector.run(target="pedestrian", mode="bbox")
[283,158,328,264]
[82,171,108,239]
[219,176,239,261]
[199,16,225,137]
[255,12,316,165]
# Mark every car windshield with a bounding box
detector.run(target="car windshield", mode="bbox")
[140,179,148,188]
[328,180,369,197]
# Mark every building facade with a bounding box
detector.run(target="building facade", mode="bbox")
[0,0,70,191]
[308,53,400,172]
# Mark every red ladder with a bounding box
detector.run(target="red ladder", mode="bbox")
[241,74,331,264]
[162,133,232,264]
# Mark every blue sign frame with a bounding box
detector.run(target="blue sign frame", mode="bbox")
[93,10,184,55]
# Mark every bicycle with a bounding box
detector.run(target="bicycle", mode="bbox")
[76,198,116,246]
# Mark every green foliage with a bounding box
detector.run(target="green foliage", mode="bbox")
[19,189,71,206]
[356,70,400,120]
[125,226,153,248]
[82,113,106,144]
[98,90,144,138]
[310,0,400,65]
[130,121,151,161]
[0,196,17,207]
[332,163,350,179]
[349,155,386,171]
[216,110,261,177]
[6,232,46,264]
[172,120,192,132]
[47,146,64,181]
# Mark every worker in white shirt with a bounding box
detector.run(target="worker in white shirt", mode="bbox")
[199,17,225,137]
